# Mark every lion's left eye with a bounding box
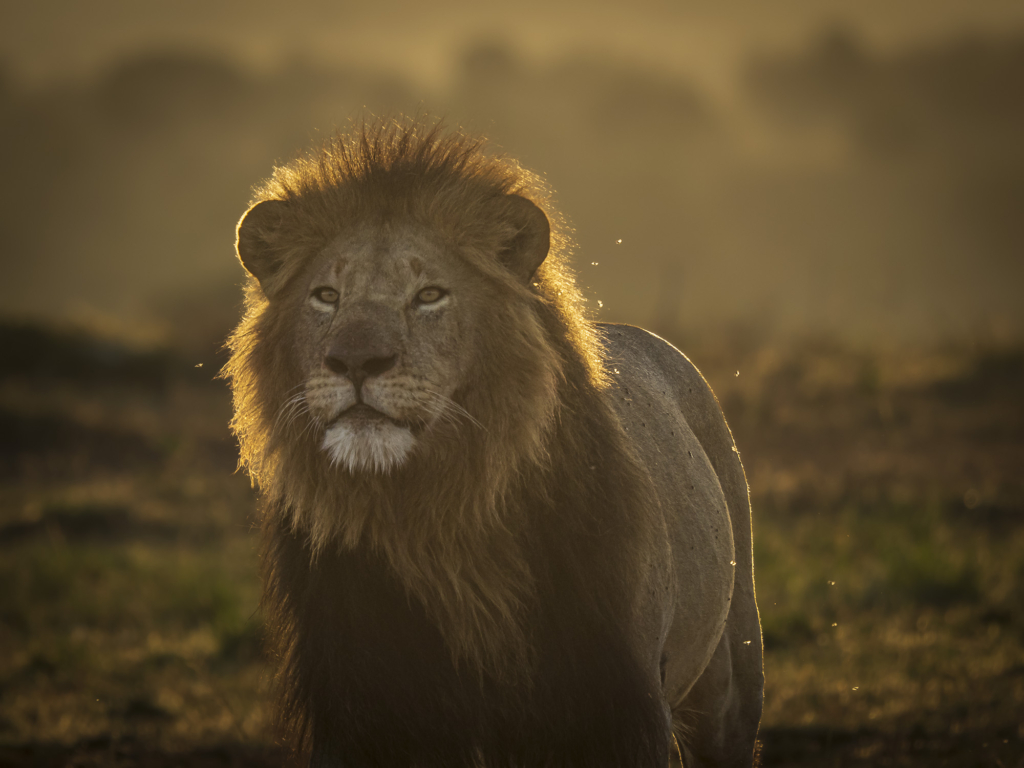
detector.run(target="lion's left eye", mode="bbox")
[313,287,339,304]
[416,287,446,304]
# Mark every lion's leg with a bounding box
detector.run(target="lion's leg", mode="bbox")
[673,593,763,768]
[502,672,673,768]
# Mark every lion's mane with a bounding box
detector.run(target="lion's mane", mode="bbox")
[222,119,658,726]
[221,114,765,768]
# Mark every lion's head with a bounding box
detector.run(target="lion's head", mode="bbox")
[223,120,604,670]
[237,192,561,479]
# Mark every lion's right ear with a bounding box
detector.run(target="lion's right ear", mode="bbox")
[236,200,290,295]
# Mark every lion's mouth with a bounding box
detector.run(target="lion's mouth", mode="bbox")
[340,403,389,422]
[334,403,421,433]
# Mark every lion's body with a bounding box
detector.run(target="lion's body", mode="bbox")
[224,120,762,767]
[602,325,764,766]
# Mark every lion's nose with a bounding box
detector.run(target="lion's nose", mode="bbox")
[325,351,397,382]
[325,321,398,391]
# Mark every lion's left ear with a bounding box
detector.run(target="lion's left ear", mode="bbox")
[496,195,550,282]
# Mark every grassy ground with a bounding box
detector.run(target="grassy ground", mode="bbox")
[0,320,1021,766]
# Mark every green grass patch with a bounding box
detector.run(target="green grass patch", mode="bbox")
[755,500,1024,732]
[0,537,260,664]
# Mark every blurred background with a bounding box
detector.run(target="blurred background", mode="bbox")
[1,2,1022,766]
[3,0,1024,347]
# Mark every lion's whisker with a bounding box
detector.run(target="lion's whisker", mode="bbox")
[289,405,313,434]
[431,400,474,430]
[424,389,486,431]
[275,392,310,431]
[298,413,323,442]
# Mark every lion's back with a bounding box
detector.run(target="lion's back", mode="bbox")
[599,325,730,462]
[597,323,755,700]
[598,323,744,505]
[598,323,748,529]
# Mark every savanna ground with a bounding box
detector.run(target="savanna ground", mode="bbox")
[0,319,1021,767]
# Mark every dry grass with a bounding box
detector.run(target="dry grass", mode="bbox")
[0,320,1021,765]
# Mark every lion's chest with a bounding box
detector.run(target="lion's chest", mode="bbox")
[284,542,664,762]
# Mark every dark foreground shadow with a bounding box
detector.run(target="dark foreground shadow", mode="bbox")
[0,737,287,768]
[2,727,1021,768]
[757,725,1022,767]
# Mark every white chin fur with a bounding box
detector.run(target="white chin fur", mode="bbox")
[321,419,415,474]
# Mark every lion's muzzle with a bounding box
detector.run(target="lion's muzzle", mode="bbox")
[325,314,400,393]
[315,310,418,473]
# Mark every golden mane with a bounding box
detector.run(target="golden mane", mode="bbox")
[222,118,611,680]
[222,117,763,768]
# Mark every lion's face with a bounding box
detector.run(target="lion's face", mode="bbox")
[233,189,554,484]
[284,226,482,474]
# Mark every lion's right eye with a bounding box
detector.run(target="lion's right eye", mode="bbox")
[313,287,339,304]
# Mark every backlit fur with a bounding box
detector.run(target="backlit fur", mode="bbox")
[223,119,611,671]
[223,119,762,767]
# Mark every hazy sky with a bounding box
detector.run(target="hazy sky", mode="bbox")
[3,0,1023,344]
[6,0,1024,94]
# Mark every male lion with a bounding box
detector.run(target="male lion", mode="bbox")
[224,119,763,767]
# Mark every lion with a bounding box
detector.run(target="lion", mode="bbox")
[223,118,763,767]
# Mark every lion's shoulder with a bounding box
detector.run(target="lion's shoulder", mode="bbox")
[597,322,743,493]
[598,323,713,420]
[599,323,702,391]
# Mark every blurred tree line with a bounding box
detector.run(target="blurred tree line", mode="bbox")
[1,25,1022,352]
